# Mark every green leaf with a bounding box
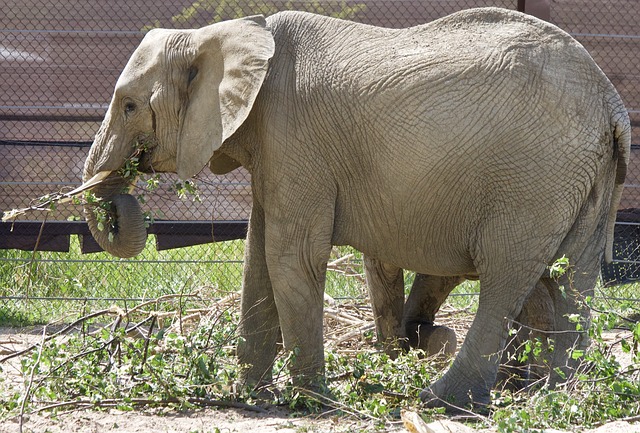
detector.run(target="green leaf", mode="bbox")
[553,366,567,379]
[196,355,211,380]
[360,382,384,394]
[549,255,570,279]
[571,349,585,360]
[620,338,631,353]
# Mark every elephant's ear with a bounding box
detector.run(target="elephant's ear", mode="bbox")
[176,15,274,180]
[209,151,242,174]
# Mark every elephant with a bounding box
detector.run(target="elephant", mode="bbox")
[364,258,555,388]
[80,7,630,410]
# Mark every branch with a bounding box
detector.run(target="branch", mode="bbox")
[0,307,121,363]
[2,171,112,222]
[19,327,47,433]
[29,396,268,415]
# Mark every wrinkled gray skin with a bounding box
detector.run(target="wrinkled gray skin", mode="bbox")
[82,8,630,409]
[364,259,555,388]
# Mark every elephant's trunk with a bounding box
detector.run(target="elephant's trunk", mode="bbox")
[83,155,147,258]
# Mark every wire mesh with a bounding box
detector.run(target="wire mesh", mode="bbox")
[1,0,639,323]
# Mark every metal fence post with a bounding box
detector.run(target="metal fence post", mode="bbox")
[518,0,551,21]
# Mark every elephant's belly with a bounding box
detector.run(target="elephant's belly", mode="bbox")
[333,223,476,277]
[332,174,479,276]
[375,245,476,277]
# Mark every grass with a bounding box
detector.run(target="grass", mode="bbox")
[0,236,370,325]
[2,234,638,325]
[0,236,241,325]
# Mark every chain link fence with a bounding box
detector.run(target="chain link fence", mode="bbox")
[1,0,639,323]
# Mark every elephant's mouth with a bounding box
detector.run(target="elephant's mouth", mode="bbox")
[129,132,159,174]
[128,132,179,174]
[138,149,153,173]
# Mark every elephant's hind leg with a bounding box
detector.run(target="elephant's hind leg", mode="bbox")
[546,184,613,386]
[497,279,555,390]
[364,260,460,359]
[420,242,552,411]
[404,274,461,358]
[547,229,605,386]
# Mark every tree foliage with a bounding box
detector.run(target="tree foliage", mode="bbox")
[172,0,367,24]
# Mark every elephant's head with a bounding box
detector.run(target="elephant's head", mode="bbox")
[82,16,275,258]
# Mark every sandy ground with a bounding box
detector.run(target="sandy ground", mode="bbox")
[0,405,393,433]
[1,325,638,433]
[0,401,637,433]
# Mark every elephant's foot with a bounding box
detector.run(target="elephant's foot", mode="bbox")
[238,360,272,386]
[419,372,491,413]
[237,371,273,400]
[247,382,282,407]
[496,348,550,391]
[288,371,338,409]
[290,365,331,394]
[233,371,279,407]
[239,366,334,407]
[406,321,457,359]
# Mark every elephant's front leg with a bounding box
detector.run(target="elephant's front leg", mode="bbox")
[264,213,333,392]
[363,256,407,357]
[237,203,281,390]
[404,274,462,357]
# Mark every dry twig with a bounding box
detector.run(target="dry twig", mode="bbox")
[30,396,268,414]
[0,307,122,363]
[19,327,46,433]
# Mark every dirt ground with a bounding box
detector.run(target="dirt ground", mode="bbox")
[0,396,637,433]
[8,406,636,433]
[0,405,392,433]
[0,325,389,433]
[1,324,638,433]
[2,325,392,433]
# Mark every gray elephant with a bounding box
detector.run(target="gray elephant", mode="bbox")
[81,7,630,410]
[364,258,555,387]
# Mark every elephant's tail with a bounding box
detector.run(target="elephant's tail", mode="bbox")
[604,105,631,263]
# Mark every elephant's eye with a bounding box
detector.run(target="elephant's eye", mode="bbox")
[124,101,136,116]
[188,66,198,84]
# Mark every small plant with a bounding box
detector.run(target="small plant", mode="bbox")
[492,257,640,432]
[493,310,640,432]
[548,255,570,280]
[325,349,442,419]
[1,295,243,420]
[84,191,116,237]
[1,290,637,430]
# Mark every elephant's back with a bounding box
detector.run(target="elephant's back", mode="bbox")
[414,7,577,48]
[266,7,609,110]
